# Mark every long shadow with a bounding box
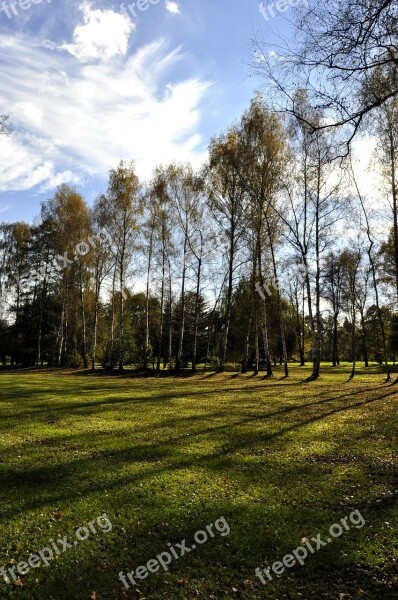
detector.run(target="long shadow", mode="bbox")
[0,383,395,521]
[0,378,389,439]
[0,380,382,432]
[1,382,394,464]
[0,373,396,599]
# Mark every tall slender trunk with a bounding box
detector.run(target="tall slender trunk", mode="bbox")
[79,266,88,368]
[91,262,102,370]
[167,258,173,370]
[144,228,154,369]
[261,302,272,376]
[241,314,252,374]
[349,263,359,381]
[118,241,125,372]
[311,169,322,381]
[220,229,235,372]
[352,162,391,382]
[63,287,69,367]
[254,314,260,376]
[92,298,99,370]
[257,242,272,377]
[175,235,187,371]
[157,245,166,372]
[388,128,398,300]
[360,308,369,368]
[36,280,46,367]
[301,284,306,365]
[204,282,225,373]
[387,127,398,383]
[267,223,288,377]
[294,284,305,366]
[192,249,202,373]
[349,306,357,380]
[304,257,317,380]
[332,313,339,367]
[108,268,117,370]
[57,298,65,367]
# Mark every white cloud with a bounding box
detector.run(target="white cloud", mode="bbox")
[351,137,382,196]
[60,2,134,62]
[0,132,82,192]
[0,24,211,192]
[165,2,181,15]
[14,102,43,127]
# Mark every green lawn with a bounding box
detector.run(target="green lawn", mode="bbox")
[0,365,397,599]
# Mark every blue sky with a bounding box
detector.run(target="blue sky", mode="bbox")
[0,0,296,223]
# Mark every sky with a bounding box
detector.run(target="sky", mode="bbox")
[0,0,276,223]
[0,0,383,226]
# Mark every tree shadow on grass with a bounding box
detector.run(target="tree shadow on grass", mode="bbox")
[0,377,397,599]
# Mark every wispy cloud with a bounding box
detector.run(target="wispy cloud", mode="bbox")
[0,3,211,193]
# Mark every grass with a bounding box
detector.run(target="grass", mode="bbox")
[0,364,397,599]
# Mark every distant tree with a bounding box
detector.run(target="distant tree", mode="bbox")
[340,248,362,380]
[323,252,344,367]
[390,314,398,362]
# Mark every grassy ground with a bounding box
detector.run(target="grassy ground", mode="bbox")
[0,364,397,599]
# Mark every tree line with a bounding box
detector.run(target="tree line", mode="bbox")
[1,95,397,380]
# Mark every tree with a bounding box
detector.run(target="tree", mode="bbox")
[252,0,398,154]
[239,97,287,377]
[208,126,246,371]
[148,167,174,372]
[323,252,344,367]
[350,161,391,381]
[370,85,398,302]
[142,191,158,369]
[340,248,362,380]
[275,96,346,380]
[42,185,92,367]
[90,195,114,370]
[167,163,203,371]
[107,161,142,372]
[1,222,31,365]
